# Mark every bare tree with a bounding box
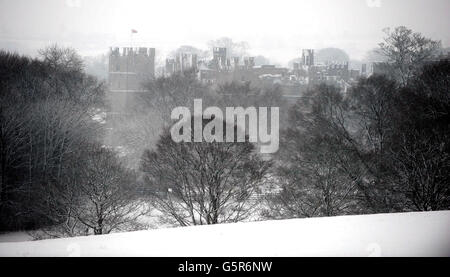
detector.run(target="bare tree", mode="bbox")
[38,44,84,72]
[378,26,441,86]
[345,75,404,212]
[0,48,105,231]
[271,59,450,218]
[0,99,31,229]
[267,85,360,219]
[388,60,450,211]
[141,119,271,226]
[75,145,148,235]
[30,144,148,238]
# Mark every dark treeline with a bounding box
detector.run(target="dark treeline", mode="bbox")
[139,27,449,225]
[266,61,449,218]
[0,27,448,238]
[139,59,450,226]
[0,46,144,236]
[263,28,449,217]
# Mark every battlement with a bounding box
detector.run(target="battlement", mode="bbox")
[108,46,155,76]
[109,47,155,58]
[326,62,349,69]
[108,46,155,112]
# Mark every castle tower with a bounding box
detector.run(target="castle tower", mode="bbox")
[213,47,227,69]
[302,49,314,66]
[108,47,155,113]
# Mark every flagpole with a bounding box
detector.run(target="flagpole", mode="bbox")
[126,30,135,95]
[126,29,136,111]
[126,32,129,95]
[126,30,132,110]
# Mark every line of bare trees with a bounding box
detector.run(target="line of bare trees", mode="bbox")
[139,26,449,225]
[0,46,146,236]
[141,118,271,226]
[1,26,448,237]
[264,27,449,218]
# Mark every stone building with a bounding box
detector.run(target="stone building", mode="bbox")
[165,53,198,75]
[302,49,314,66]
[108,47,155,112]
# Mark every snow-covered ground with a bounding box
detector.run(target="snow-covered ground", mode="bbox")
[0,232,33,243]
[0,211,449,257]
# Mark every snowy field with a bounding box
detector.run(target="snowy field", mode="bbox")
[0,232,33,243]
[0,211,449,257]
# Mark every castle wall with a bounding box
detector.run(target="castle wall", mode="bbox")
[108,47,155,113]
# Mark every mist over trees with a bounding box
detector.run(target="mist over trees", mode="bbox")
[0,26,448,238]
[0,47,101,231]
[83,54,108,80]
[288,47,350,67]
[170,45,210,60]
[267,59,449,217]
[207,37,250,59]
[315,48,350,64]
[140,69,213,123]
[364,47,389,63]
[0,45,143,235]
[253,55,272,66]
[266,85,361,218]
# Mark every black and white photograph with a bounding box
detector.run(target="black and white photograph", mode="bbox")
[0,0,449,264]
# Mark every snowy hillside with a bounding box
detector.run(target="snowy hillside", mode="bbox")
[0,211,449,257]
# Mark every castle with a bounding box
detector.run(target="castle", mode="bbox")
[108,47,155,112]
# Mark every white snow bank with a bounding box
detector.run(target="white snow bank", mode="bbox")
[0,232,32,243]
[0,211,449,257]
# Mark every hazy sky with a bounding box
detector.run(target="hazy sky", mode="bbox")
[1,0,449,65]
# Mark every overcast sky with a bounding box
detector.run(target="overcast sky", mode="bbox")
[0,0,449,65]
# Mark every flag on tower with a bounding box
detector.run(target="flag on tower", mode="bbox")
[131,29,138,34]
